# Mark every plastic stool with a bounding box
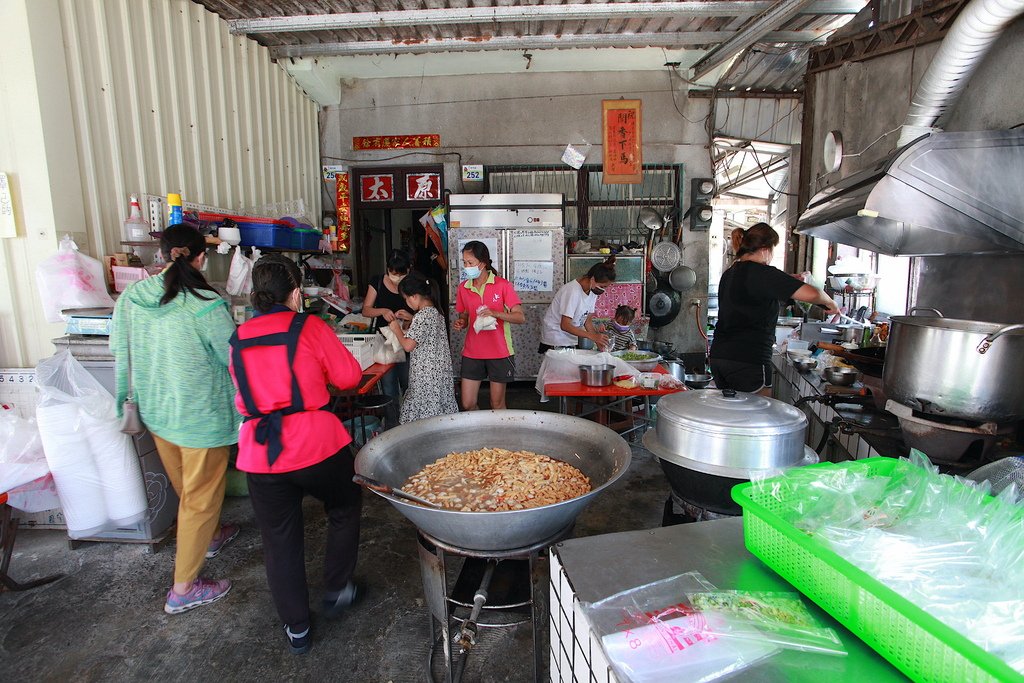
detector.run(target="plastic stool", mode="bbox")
[353,394,394,435]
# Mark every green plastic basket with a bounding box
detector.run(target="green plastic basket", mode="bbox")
[732,457,1024,683]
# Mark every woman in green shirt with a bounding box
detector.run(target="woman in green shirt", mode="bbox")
[111,224,241,614]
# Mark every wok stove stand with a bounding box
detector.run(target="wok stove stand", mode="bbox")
[417,525,572,683]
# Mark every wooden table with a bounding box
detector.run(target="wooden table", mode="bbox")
[543,364,684,438]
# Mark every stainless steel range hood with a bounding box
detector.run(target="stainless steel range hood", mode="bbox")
[795,129,1024,256]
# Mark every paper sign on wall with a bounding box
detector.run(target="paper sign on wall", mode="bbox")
[0,173,16,238]
[322,165,346,181]
[512,232,552,261]
[514,261,554,292]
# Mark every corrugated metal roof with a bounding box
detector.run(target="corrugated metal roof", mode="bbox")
[193,0,867,92]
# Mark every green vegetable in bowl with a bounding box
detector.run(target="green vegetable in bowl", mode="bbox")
[618,351,653,361]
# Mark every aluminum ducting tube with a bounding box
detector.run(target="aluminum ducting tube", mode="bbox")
[899,0,1024,146]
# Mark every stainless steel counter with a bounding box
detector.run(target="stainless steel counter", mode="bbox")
[549,518,908,682]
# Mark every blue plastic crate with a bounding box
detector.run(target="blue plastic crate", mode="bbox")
[238,221,291,248]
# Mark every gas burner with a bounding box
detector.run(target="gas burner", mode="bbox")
[886,400,1016,465]
[662,492,736,526]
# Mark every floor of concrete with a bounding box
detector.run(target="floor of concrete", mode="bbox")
[1,384,671,682]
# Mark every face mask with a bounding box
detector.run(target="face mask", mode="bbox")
[613,321,631,332]
[387,273,404,285]
[464,265,481,280]
[592,286,605,296]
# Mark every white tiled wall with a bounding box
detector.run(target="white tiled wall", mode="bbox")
[772,356,881,461]
[550,550,618,683]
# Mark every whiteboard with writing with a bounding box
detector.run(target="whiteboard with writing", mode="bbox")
[514,261,554,292]
[512,232,552,261]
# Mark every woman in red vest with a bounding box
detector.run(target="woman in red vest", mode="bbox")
[229,255,363,655]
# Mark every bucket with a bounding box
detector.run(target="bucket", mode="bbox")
[343,417,381,447]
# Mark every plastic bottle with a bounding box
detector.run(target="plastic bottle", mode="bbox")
[167,193,183,226]
[123,194,150,242]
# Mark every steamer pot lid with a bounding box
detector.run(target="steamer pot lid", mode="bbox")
[656,389,808,435]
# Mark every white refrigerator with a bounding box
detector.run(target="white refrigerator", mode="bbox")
[447,193,565,380]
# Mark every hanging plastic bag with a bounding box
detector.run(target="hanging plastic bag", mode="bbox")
[582,573,778,683]
[35,236,116,322]
[226,246,260,296]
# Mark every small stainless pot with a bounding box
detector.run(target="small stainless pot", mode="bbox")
[579,364,614,387]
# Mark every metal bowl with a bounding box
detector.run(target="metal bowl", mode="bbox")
[354,411,632,551]
[664,361,687,382]
[611,350,662,371]
[579,364,614,387]
[823,366,859,386]
[684,373,713,389]
[792,357,819,373]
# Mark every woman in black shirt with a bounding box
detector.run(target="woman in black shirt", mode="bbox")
[710,224,838,395]
[362,250,414,423]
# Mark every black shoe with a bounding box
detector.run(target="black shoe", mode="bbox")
[321,581,359,619]
[284,624,311,655]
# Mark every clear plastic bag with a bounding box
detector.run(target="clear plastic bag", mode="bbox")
[582,573,778,683]
[34,351,147,538]
[686,590,847,657]
[751,451,1024,673]
[0,409,50,493]
[35,235,115,322]
[534,349,639,396]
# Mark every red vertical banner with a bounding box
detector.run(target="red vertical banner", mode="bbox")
[602,100,643,184]
[335,172,351,253]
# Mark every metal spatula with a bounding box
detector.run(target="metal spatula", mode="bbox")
[352,474,442,508]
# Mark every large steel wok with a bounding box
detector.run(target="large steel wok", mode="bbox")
[354,410,632,551]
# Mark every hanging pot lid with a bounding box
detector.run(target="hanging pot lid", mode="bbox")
[651,241,682,272]
[656,389,807,436]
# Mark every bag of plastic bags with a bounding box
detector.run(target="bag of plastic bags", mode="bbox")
[35,236,115,322]
[582,573,778,683]
[34,350,147,538]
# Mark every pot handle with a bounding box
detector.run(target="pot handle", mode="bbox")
[908,307,944,317]
[977,323,1024,354]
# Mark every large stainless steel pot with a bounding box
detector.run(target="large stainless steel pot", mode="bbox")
[883,308,1024,422]
[643,389,816,478]
[354,410,631,551]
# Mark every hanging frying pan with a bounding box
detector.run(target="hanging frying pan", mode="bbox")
[648,285,682,328]
[668,265,697,292]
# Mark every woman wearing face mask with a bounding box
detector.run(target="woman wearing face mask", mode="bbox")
[540,257,617,352]
[361,249,413,423]
[711,223,838,395]
[229,255,364,655]
[451,241,525,411]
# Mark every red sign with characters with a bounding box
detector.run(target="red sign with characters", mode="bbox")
[406,173,441,201]
[353,134,440,151]
[360,174,394,202]
[335,172,351,253]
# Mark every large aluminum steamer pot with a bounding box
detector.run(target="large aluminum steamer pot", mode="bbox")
[354,410,631,551]
[883,308,1024,422]
[643,389,815,478]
